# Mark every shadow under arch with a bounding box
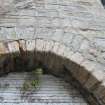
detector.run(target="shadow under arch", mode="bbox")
[0,38,103,105]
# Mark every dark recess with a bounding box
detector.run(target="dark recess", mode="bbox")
[101,0,105,7]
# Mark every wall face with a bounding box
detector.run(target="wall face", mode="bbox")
[0,0,105,105]
[0,0,105,64]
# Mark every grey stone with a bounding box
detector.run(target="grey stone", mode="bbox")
[0,0,105,104]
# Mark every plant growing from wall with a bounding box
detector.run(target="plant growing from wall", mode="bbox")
[31,68,43,89]
[21,68,43,92]
[31,80,39,89]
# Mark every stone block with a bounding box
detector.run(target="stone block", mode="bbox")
[79,39,90,52]
[18,17,35,26]
[84,64,105,91]
[66,60,90,85]
[0,54,14,75]
[51,29,63,41]
[37,17,51,27]
[36,9,58,17]
[46,53,64,76]
[26,40,35,51]
[97,52,105,65]
[76,66,90,85]
[45,0,58,4]
[41,40,54,67]
[35,27,53,39]
[52,42,60,54]
[62,32,73,44]
[8,41,19,53]
[18,39,27,52]
[45,52,55,69]
[77,60,96,85]
[0,42,9,54]
[63,47,74,59]
[45,4,59,10]
[81,60,96,72]
[71,35,83,52]
[2,27,17,39]
[57,44,66,57]
[44,40,54,52]
[66,61,80,77]
[51,18,61,27]
[35,39,47,62]
[35,39,44,51]
[93,81,105,100]
[84,74,100,91]
[18,40,27,62]
[61,18,72,27]
[70,52,84,65]
[15,27,34,39]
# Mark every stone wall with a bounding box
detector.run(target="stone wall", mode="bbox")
[0,0,105,105]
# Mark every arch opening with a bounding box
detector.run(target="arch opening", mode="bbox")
[0,39,104,105]
[0,50,90,105]
[0,0,105,104]
[101,0,105,8]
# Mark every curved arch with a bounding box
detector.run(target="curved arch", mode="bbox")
[0,0,105,104]
[0,38,104,105]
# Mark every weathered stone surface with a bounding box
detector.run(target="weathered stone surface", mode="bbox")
[51,42,60,54]
[57,44,66,57]
[93,81,105,99]
[18,40,27,52]
[0,0,105,105]
[35,39,45,51]
[8,41,19,53]
[78,60,97,85]
[81,60,96,72]
[44,40,54,52]
[84,64,105,91]
[71,35,83,52]
[0,39,105,105]
[63,47,74,59]
[70,52,84,65]
[26,40,35,51]
[0,42,8,54]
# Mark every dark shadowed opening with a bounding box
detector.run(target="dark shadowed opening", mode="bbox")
[101,0,105,7]
[0,49,101,105]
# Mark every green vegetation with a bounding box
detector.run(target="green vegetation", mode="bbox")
[31,80,39,88]
[22,82,30,91]
[21,68,43,92]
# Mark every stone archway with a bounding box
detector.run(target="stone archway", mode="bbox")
[0,38,105,105]
[0,0,105,105]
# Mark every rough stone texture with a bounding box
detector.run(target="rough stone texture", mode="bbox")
[0,0,105,105]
